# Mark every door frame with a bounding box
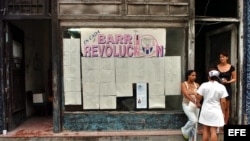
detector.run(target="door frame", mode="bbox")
[0,19,7,133]
[205,24,237,69]
[205,23,238,124]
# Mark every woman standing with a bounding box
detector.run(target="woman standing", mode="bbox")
[216,51,236,125]
[196,69,228,141]
[181,70,200,141]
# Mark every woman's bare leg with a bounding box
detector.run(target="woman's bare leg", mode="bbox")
[202,126,209,141]
[225,100,230,124]
[210,127,218,141]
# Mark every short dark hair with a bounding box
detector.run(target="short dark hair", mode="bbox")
[220,51,229,57]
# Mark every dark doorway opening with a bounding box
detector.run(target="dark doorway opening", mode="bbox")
[5,20,53,133]
[194,0,240,125]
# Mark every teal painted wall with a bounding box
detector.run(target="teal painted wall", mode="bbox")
[63,112,187,131]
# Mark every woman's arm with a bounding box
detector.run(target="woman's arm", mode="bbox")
[195,93,202,108]
[228,70,236,83]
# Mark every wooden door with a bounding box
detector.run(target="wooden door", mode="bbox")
[5,23,26,131]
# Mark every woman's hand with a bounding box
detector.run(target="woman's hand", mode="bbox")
[221,78,228,84]
[196,102,201,108]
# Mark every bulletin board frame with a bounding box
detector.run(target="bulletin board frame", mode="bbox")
[134,83,149,110]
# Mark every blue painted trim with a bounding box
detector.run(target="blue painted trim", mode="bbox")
[244,0,250,124]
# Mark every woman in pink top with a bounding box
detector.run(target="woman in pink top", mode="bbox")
[181,70,200,141]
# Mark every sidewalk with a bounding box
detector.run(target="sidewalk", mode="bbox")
[0,116,224,141]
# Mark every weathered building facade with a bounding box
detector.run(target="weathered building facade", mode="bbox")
[0,0,249,134]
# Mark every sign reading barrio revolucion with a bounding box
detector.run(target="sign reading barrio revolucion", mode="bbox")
[81,28,166,58]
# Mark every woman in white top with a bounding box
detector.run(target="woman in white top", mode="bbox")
[196,69,228,141]
[181,70,200,141]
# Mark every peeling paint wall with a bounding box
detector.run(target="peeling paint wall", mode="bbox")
[63,112,187,131]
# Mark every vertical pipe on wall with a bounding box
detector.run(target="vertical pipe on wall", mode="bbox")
[188,0,195,70]
[238,0,244,125]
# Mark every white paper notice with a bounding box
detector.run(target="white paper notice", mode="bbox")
[116,83,133,97]
[164,56,181,95]
[81,57,100,70]
[82,82,99,96]
[149,96,165,109]
[64,78,81,91]
[63,65,80,79]
[132,59,147,82]
[136,83,147,109]
[147,58,165,82]
[33,93,44,103]
[63,39,81,105]
[63,52,80,67]
[100,96,116,109]
[100,83,116,96]
[64,92,82,105]
[149,82,165,96]
[115,58,132,82]
[82,69,100,83]
[83,95,100,109]
[99,70,115,83]
[63,39,80,53]
[99,58,115,70]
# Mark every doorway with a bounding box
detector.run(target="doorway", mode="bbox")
[3,20,52,133]
[194,0,241,124]
[205,24,238,124]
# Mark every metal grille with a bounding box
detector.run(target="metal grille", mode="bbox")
[7,0,45,15]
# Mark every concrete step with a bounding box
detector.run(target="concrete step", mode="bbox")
[0,129,224,141]
[0,116,224,141]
